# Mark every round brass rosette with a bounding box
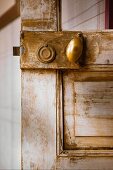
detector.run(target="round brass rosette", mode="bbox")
[37,44,56,63]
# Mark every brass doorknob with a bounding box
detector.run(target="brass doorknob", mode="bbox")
[66,33,83,63]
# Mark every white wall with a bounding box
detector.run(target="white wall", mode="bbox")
[0,17,21,169]
[62,0,105,30]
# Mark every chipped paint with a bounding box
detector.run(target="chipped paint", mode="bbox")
[63,70,113,150]
[21,0,57,31]
[22,70,56,169]
[21,0,113,169]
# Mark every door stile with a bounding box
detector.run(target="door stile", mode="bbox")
[21,0,61,169]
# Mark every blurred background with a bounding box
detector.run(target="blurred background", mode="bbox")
[0,0,110,169]
[0,0,21,169]
[62,0,105,30]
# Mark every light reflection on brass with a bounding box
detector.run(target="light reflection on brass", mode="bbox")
[66,33,83,63]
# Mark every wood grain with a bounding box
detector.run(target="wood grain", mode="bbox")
[22,70,56,169]
[21,0,113,169]
[21,0,58,31]
[21,0,60,169]
[63,70,113,149]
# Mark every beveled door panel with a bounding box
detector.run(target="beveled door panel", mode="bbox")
[63,71,113,150]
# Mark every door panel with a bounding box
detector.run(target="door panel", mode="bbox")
[63,71,113,149]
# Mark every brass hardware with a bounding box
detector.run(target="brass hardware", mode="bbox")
[66,33,83,63]
[13,46,20,56]
[37,44,56,63]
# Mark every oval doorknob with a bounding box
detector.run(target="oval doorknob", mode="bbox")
[66,33,83,63]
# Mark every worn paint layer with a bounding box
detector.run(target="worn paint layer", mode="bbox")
[63,71,113,149]
[75,81,113,136]
[56,157,113,170]
[21,0,58,31]
[22,70,56,169]
[21,1,113,168]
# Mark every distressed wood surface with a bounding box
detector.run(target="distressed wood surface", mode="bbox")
[56,157,113,170]
[22,70,56,169]
[75,81,113,136]
[63,70,113,149]
[21,31,113,70]
[21,0,60,169]
[21,0,113,169]
[76,117,113,136]
[21,0,58,31]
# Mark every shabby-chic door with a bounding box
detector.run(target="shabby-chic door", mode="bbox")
[21,0,113,169]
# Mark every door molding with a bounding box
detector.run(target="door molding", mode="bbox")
[57,70,113,157]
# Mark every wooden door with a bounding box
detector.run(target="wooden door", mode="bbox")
[21,0,113,169]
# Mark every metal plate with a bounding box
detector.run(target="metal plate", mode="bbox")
[21,31,113,70]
